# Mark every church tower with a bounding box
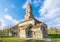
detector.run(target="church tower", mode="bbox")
[25,3,34,20]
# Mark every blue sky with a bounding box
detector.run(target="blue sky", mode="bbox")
[0,0,60,30]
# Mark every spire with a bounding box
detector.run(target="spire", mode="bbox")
[25,3,34,20]
[26,3,32,14]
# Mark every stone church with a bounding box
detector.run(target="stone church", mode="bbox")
[10,4,48,39]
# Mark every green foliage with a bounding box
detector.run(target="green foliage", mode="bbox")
[3,29,9,33]
[48,28,60,34]
[49,34,60,42]
[48,34,60,38]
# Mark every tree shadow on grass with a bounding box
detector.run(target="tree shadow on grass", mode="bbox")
[48,34,60,38]
[0,36,13,38]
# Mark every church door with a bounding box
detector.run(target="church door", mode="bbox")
[25,25,32,38]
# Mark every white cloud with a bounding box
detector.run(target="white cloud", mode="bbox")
[11,4,16,8]
[22,0,42,9]
[0,14,19,30]
[4,4,15,12]
[5,15,19,24]
[5,15,12,20]
[0,19,7,30]
[33,0,41,7]
[56,24,60,27]
[39,0,60,16]
[22,0,31,9]
[38,0,60,28]
[44,8,60,19]
[4,8,8,12]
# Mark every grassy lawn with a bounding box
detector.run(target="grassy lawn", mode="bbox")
[48,34,60,42]
[0,34,60,42]
[0,38,47,42]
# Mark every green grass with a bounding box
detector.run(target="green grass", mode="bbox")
[48,34,60,42]
[0,38,47,42]
[51,38,60,42]
[0,34,60,42]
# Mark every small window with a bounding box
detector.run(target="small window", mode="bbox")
[21,26,23,27]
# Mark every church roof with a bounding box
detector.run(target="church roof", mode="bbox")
[21,24,32,30]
